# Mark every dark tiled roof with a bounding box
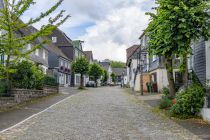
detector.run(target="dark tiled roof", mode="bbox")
[99,62,110,71]
[17,25,49,66]
[84,51,93,61]
[112,68,126,76]
[45,41,70,60]
[49,28,73,47]
[126,45,140,60]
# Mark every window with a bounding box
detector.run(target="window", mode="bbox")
[152,55,157,62]
[43,49,46,59]
[76,75,80,84]
[52,37,57,43]
[60,60,64,66]
[65,61,68,67]
[27,44,31,50]
[35,49,39,56]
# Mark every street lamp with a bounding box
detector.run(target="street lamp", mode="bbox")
[122,71,125,88]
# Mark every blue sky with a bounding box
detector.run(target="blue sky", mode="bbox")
[22,0,155,62]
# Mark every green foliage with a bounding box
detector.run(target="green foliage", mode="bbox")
[110,61,126,68]
[0,0,69,82]
[72,57,89,88]
[89,63,104,82]
[170,84,205,117]
[10,61,45,89]
[161,87,170,97]
[0,80,7,96]
[111,72,116,83]
[159,96,172,109]
[72,57,89,75]
[102,69,108,83]
[146,0,210,97]
[43,76,58,86]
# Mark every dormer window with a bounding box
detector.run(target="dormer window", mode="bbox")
[27,44,31,50]
[43,49,46,59]
[35,49,39,56]
[152,55,157,62]
[52,37,57,43]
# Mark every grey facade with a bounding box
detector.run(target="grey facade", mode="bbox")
[190,39,206,85]
[46,43,71,86]
[48,28,85,87]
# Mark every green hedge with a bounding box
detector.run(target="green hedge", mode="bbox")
[170,84,205,117]
[11,61,58,90]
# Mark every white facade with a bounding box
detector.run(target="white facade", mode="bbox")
[127,59,140,91]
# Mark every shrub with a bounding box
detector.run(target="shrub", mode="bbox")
[159,96,172,109]
[10,61,45,90]
[170,84,205,117]
[161,87,170,97]
[0,80,7,97]
[43,76,58,86]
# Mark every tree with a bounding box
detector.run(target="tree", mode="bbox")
[146,0,210,97]
[0,0,70,89]
[89,63,104,87]
[110,61,126,68]
[111,72,116,83]
[72,57,89,89]
[102,69,108,84]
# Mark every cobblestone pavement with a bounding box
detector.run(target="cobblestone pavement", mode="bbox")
[0,87,200,140]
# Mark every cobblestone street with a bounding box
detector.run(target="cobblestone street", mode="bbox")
[0,87,200,140]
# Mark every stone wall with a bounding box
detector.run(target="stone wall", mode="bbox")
[0,97,16,107]
[9,86,59,103]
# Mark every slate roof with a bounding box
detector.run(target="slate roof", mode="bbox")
[112,68,126,76]
[49,28,73,47]
[99,62,110,71]
[19,26,69,61]
[44,41,70,61]
[84,51,93,61]
[17,26,49,66]
[126,45,140,60]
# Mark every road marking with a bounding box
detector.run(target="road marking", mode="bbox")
[0,94,77,134]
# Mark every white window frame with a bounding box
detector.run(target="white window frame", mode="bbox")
[60,59,64,66]
[27,44,31,51]
[35,49,39,56]
[152,55,157,62]
[52,37,57,43]
[43,49,46,59]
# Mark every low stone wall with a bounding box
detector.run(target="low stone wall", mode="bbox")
[0,97,16,107]
[9,86,59,103]
[43,85,59,96]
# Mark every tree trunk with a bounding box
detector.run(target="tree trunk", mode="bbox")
[80,74,84,88]
[5,55,11,92]
[95,79,98,88]
[182,56,188,86]
[165,57,176,98]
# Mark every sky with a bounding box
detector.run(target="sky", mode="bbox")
[22,0,155,62]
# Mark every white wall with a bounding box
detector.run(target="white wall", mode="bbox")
[201,108,210,122]
[128,59,138,90]
[134,73,140,91]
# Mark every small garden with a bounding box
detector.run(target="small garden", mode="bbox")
[0,60,58,97]
[158,83,205,119]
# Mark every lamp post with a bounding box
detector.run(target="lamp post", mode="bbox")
[122,71,124,88]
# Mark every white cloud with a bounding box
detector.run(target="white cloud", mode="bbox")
[80,1,154,62]
[21,0,155,62]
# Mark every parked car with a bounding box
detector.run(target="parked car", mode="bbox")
[109,82,115,86]
[86,81,96,87]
